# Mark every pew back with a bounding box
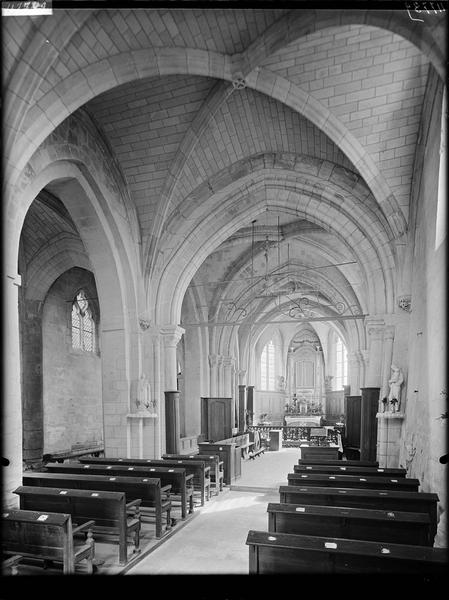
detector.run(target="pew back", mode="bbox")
[1,509,94,574]
[13,485,140,565]
[279,485,439,539]
[22,471,171,538]
[298,459,379,467]
[287,472,419,491]
[294,464,406,477]
[246,530,448,574]
[43,462,193,519]
[267,502,434,546]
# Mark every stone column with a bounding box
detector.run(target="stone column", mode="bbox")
[21,298,44,464]
[223,357,233,397]
[365,318,385,387]
[4,273,23,507]
[160,325,184,454]
[217,355,224,396]
[160,325,185,391]
[209,354,218,396]
[347,350,361,396]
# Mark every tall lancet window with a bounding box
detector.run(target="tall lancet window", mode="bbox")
[71,290,96,352]
[261,340,275,391]
[335,336,347,390]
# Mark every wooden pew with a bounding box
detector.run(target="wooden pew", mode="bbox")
[43,462,194,520]
[1,509,95,575]
[198,442,241,485]
[246,530,448,574]
[294,464,407,477]
[279,485,440,540]
[162,454,224,495]
[78,456,210,507]
[42,442,104,463]
[14,486,141,565]
[298,458,379,467]
[300,446,340,461]
[287,472,420,492]
[23,471,172,538]
[267,502,434,546]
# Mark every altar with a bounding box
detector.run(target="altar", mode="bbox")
[284,414,323,427]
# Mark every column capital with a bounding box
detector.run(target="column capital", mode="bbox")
[208,354,219,367]
[222,356,234,369]
[160,324,185,347]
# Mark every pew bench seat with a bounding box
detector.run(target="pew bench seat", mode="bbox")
[23,471,172,539]
[1,509,95,575]
[246,529,448,574]
[267,502,434,546]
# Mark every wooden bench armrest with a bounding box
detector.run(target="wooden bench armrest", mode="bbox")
[161,484,172,494]
[73,520,96,535]
[126,498,142,511]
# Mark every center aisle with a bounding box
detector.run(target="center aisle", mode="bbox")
[124,448,300,575]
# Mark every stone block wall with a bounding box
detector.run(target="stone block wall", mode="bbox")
[42,267,103,453]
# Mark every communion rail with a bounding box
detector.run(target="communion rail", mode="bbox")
[248,426,340,448]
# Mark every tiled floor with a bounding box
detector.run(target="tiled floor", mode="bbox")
[125,448,300,575]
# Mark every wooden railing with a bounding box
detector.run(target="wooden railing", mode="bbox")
[248,426,340,447]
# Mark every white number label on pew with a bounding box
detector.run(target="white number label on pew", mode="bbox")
[295,507,306,512]
[37,515,49,521]
[189,456,194,458]
[301,475,308,478]
[387,512,395,518]
[3,513,9,518]
[268,536,277,541]
[168,469,174,472]
[128,467,134,471]
[59,491,67,495]
[339,467,346,471]
[300,488,308,491]
[391,479,398,482]
[338,490,347,494]
[83,465,90,468]
[329,476,335,479]
[143,479,148,482]
[377,469,384,472]
[381,548,390,554]
[360,478,367,481]
[119,459,123,462]
[379,492,388,495]
[178,461,182,463]
[306,466,312,470]
[109,478,116,481]
[325,542,337,549]
[150,468,155,471]
[91,493,99,497]
[107,466,112,469]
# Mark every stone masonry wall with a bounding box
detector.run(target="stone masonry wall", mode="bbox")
[42,268,103,453]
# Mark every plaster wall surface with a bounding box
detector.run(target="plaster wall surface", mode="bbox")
[399,67,446,546]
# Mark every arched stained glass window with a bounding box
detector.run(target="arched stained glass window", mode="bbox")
[261,340,275,391]
[71,290,96,352]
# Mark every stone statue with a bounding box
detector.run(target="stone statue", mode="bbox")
[388,364,404,411]
[136,373,151,411]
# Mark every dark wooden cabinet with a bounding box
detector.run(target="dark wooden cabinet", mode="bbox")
[200,397,232,442]
[344,395,361,449]
[360,387,380,462]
